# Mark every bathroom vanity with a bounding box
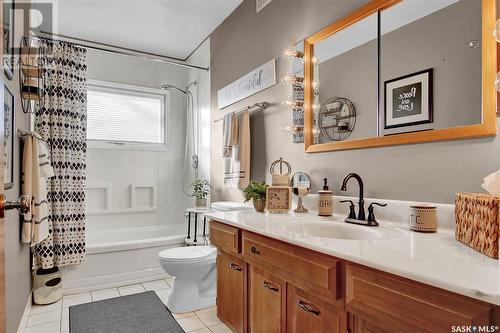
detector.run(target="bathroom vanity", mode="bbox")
[206,210,500,333]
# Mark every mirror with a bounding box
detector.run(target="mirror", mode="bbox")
[313,12,378,144]
[303,0,496,153]
[290,172,311,213]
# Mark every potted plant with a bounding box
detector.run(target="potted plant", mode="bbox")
[192,177,210,207]
[244,181,269,212]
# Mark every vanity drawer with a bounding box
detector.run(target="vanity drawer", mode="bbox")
[345,264,493,332]
[242,231,340,300]
[209,221,241,255]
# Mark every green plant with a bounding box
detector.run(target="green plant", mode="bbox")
[243,181,268,202]
[192,178,210,199]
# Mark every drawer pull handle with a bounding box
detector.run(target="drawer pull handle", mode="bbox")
[229,263,242,271]
[251,246,260,255]
[262,281,279,293]
[298,300,320,316]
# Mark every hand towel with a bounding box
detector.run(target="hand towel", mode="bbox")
[22,134,53,246]
[223,111,250,189]
[222,112,238,158]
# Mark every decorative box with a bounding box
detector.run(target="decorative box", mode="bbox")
[455,192,499,259]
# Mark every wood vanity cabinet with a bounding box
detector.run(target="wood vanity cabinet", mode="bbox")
[249,266,286,333]
[209,220,497,333]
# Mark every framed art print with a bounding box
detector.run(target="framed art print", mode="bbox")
[384,68,433,129]
[4,84,14,189]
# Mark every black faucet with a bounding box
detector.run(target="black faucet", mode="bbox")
[341,173,365,220]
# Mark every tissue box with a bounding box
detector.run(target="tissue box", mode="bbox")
[455,192,499,259]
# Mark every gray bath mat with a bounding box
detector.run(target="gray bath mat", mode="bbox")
[69,291,185,333]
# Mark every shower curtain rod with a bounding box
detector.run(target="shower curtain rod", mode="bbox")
[36,32,210,71]
[213,102,268,123]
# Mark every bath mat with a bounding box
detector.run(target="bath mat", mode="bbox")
[69,291,185,333]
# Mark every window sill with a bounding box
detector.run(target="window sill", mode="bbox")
[87,141,168,152]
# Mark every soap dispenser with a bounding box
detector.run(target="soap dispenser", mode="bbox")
[318,178,333,216]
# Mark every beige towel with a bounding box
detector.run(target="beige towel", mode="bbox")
[223,111,250,189]
[22,134,53,246]
[222,112,238,158]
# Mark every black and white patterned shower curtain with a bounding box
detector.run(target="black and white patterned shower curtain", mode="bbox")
[32,39,88,269]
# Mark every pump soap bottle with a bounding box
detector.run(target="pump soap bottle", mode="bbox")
[318,178,333,216]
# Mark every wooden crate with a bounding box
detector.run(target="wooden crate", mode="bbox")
[455,192,499,259]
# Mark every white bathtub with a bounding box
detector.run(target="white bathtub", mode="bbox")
[62,224,188,294]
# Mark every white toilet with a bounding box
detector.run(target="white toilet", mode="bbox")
[158,201,252,313]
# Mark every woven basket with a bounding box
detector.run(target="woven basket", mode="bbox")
[455,192,499,259]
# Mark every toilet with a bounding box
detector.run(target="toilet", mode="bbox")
[159,201,252,313]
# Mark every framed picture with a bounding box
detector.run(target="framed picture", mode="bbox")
[384,68,433,129]
[3,0,14,80]
[4,85,14,189]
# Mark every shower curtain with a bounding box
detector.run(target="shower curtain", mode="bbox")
[32,39,88,269]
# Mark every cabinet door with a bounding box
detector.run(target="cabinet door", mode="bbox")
[348,313,391,333]
[249,266,285,333]
[287,284,345,333]
[217,251,245,333]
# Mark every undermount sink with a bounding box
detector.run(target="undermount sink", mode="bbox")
[291,221,406,241]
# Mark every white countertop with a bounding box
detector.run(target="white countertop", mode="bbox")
[205,210,500,306]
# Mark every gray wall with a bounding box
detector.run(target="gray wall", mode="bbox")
[210,0,500,204]
[4,9,33,332]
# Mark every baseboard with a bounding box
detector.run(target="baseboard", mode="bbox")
[16,290,32,333]
[62,267,169,295]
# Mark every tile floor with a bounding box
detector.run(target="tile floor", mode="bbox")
[22,276,232,333]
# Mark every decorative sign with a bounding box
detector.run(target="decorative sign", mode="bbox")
[217,59,276,109]
[384,68,433,129]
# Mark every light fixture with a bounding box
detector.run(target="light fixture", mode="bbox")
[282,47,304,60]
[283,96,304,108]
[283,124,304,134]
[281,72,304,85]
[494,19,500,42]
[495,72,500,93]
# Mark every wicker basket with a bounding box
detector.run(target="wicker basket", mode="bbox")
[455,192,499,259]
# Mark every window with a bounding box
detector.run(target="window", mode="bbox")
[87,80,167,150]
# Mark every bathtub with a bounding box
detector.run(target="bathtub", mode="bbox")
[62,224,188,294]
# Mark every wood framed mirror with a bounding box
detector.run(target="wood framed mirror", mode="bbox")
[303,0,497,153]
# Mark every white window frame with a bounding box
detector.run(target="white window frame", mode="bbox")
[87,79,169,152]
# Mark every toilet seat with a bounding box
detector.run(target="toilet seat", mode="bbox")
[159,246,216,263]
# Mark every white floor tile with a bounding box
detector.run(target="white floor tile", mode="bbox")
[154,288,172,306]
[189,328,211,333]
[24,320,60,333]
[172,311,195,319]
[209,323,233,333]
[117,284,145,296]
[30,300,62,315]
[26,309,61,327]
[91,288,120,301]
[164,277,174,287]
[62,292,92,309]
[61,318,69,332]
[176,315,206,332]
[195,307,221,327]
[142,280,170,291]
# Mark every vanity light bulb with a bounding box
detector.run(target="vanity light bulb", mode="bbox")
[496,71,500,92]
[311,56,319,64]
[282,47,304,60]
[312,126,320,138]
[281,72,304,85]
[283,96,304,108]
[312,102,320,111]
[493,19,500,42]
[312,81,319,90]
